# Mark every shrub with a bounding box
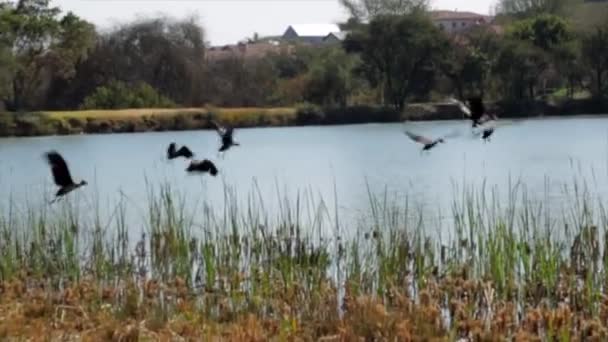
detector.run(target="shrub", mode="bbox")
[80,81,175,110]
[295,103,324,125]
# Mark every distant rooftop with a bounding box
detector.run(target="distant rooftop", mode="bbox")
[326,31,347,40]
[285,24,341,37]
[431,10,492,21]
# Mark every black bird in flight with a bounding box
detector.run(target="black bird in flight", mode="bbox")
[44,151,87,204]
[186,159,218,176]
[212,121,240,152]
[450,97,497,128]
[481,127,495,142]
[167,142,194,160]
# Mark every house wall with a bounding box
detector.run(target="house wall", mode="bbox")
[434,19,482,34]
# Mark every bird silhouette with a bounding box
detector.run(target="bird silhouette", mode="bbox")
[481,127,495,142]
[449,97,496,128]
[44,151,87,204]
[212,121,240,153]
[167,142,194,160]
[186,159,218,176]
[404,130,447,154]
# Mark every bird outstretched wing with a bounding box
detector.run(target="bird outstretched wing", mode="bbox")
[45,151,74,187]
[448,97,472,116]
[167,142,176,159]
[211,120,226,136]
[204,159,218,176]
[224,126,234,138]
[404,130,433,145]
[177,145,194,158]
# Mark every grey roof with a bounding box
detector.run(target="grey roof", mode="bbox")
[324,31,347,41]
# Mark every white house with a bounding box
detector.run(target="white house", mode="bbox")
[281,24,342,44]
[430,10,493,34]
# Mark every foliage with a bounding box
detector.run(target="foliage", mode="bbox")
[495,0,581,18]
[3,179,608,339]
[80,80,175,110]
[494,39,550,99]
[507,13,573,50]
[581,24,608,98]
[0,0,95,110]
[339,0,429,22]
[440,40,492,99]
[303,47,356,106]
[344,13,446,110]
[0,0,606,116]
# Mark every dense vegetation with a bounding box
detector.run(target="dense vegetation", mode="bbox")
[0,0,607,115]
[1,179,608,339]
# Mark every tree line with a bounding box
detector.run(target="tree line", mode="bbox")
[0,0,607,113]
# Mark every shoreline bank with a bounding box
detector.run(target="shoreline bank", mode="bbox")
[0,98,606,138]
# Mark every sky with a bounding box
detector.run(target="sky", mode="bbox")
[52,0,498,46]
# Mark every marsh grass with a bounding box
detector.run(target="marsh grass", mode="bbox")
[2,178,608,339]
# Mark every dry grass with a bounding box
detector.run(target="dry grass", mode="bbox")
[46,108,206,120]
[45,107,295,121]
[1,178,608,339]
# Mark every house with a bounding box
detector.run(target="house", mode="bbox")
[322,31,348,44]
[281,24,342,45]
[430,10,494,34]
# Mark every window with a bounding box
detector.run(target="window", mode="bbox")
[461,22,466,27]
[452,22,456,28]
[439,23,444,30]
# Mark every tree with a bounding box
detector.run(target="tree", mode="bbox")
[507,14,573,50]
[0,0,95,110]
[303,47,355,106]
[582,25,608,98]
[553,40,583,98]
[50,15,206,108]
[339,0,428,22]
[440,41,491,100]
[494,39,550,100]
[495,0,581,18]
[81,80,175,109]
[344,13,446,110]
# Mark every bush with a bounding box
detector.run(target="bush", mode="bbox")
[80,81,175,110]
[295,103,324,125]
[322,105,401,124]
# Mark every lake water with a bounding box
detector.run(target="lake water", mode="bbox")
[1,116,608,240]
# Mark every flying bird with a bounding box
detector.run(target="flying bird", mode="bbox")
[212,120,240,153]
[167,142,194,160]
[449,97,496,128]
[186,159,218,176]
[404,130,447,153]
[481,127,495,142]
[44,151,87,203]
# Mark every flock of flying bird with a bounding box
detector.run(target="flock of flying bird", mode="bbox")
[404,97,500,152]
[44,120,239,204]
[42,97,497,203]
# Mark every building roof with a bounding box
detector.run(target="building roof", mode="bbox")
[431,10,492,21]
[286,24,341,37]
[324,31,347,41]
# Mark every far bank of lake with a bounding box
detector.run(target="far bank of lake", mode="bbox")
[0,98,606,138]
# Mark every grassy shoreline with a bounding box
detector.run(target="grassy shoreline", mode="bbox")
[1,98,607,138]
[1,180,608,339]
